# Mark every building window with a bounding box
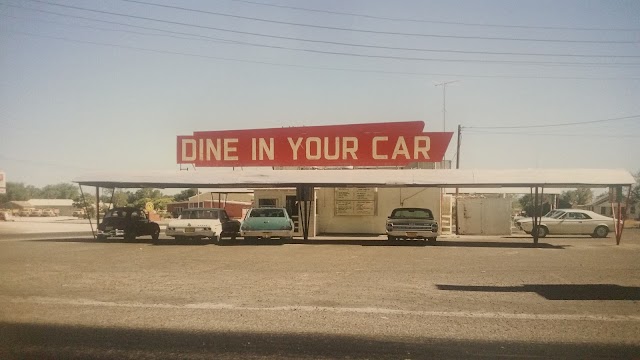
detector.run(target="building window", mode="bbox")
[601,207,607,215]
[631,206,636,214]
[258,198,277,208]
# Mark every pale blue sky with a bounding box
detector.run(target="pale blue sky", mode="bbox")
[1,0,639,186]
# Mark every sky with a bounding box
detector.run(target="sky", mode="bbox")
[0,0,639,187]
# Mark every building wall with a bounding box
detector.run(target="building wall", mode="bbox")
[591,202,640,220]
[316,187,442,235]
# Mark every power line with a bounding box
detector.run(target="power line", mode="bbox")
[0,13,236,43]
[1,21,636,68]
[4,30,640,81]
[120,0,640,41]
[465,115,640,129]
[6,4,640,59]
[464,130,640,138]
[24,0,640,44]
[222,0,640,32]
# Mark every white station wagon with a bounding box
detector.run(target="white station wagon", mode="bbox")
[515,209,616,238]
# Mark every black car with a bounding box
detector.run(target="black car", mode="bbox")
[97,207,161,241]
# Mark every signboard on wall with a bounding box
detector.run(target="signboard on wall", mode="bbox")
[0,172,5,194]
[177,121,453,167]
[334,187,376,216]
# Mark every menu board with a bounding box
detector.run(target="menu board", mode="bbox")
[334,188,376,216]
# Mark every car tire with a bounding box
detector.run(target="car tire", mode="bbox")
[593,226,609,238]
[387,235,396,241]
[151,224,160,241]
[535,226,548,238]
[211,234,220,244]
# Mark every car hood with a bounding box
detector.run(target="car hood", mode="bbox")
[387,218,437,224]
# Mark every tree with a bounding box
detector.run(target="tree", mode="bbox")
[174,188,198,202]
[0,182,41,204]
[40,183,79,199]
[558,188,593,208]
[100,189,130,208]
[518,194,552,217]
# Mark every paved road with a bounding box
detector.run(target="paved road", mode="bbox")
[1,231,639,359]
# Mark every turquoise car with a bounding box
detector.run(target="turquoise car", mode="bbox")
[240,208,295,240]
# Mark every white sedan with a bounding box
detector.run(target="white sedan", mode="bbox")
[515,209,616,238]
[165,208,224,242]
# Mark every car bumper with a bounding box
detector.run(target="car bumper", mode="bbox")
[166,229,216,238]
[241,230,293,239]
[516,223,533,232]
[386,230,438,238]
[98,229,125,237]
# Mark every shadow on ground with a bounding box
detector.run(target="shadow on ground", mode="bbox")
[1,322,638,360]
[25,237,564,249]
[436,284,640,300]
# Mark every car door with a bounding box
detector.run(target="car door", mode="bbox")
[131,210,150,235]
[562,212,587,234]
[575,213,596,234]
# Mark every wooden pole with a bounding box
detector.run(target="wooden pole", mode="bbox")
[455,124,461,235]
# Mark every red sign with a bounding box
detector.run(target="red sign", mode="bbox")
[177,121,452,167]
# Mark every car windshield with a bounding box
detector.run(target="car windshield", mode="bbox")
[390,208,434,220]
[249,208,286,218]
[180,210,219,219]
[544,210,566,219]
[104,210,128,218]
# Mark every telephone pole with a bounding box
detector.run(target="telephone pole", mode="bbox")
[434,80,459,132]
[455,125,462,235]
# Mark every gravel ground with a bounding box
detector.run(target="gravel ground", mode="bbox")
[1,230,639,359]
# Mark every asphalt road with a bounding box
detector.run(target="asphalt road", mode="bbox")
[1,230,640,359]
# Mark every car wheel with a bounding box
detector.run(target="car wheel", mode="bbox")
[151,224,160,241]
[535,226,548,238]
[211,234,220,244]
[387,235,396,241]
[593,226,609,238]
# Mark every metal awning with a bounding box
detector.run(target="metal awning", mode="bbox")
[73,168,634,189]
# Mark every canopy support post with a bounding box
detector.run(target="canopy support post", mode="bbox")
[109,188,116,211]
[532,186,540,245]
[78,185,95,240]
[296,185,313,240]
[95,187,100,227]
[614,185,632,245]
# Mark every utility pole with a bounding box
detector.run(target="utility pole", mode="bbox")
[434,80,459,132]
[455,125,462,235]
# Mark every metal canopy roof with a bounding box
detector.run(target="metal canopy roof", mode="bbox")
[73,168,634,189]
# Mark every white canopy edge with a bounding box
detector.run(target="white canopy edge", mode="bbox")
[73,168,635,189]
[444,187,565,195]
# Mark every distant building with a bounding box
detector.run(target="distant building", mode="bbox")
[6,199,75,216]
[166,191,253,219]
[583,193,639,220]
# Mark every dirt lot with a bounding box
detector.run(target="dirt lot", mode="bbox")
[1,230,639,359]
